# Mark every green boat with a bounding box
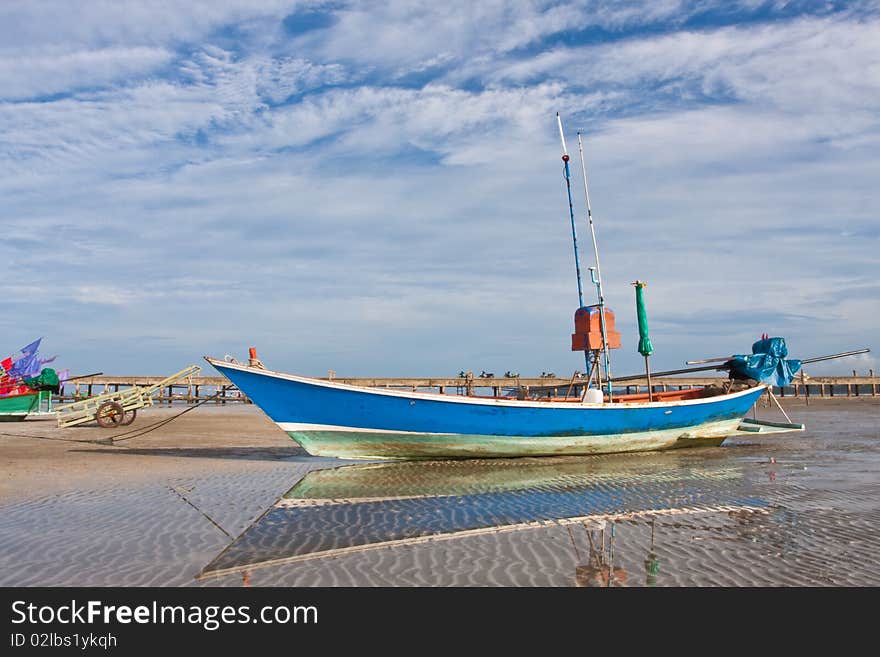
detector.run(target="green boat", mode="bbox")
[0,391,41,421]
[0,339,62,421]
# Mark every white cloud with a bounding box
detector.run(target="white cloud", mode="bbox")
[0,1,297,49]
[1,1,877,376]
[0,47,174,101]
[485,13,880,123]
[71,285,142,307]
[295,1,701,73]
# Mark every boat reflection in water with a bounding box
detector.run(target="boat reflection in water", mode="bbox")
[198,453,767,581]
[570,520,628,587]
[567,517,662,587]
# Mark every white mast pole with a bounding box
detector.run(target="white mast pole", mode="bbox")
[577,131,613,399]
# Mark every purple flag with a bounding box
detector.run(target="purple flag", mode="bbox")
[7,338,43,379]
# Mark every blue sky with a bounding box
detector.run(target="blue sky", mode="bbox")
[1,0,877,378]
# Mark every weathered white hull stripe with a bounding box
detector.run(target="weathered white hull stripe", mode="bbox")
[278,422,456,435]
[277,420,738,438]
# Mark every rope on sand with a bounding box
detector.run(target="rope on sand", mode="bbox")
[0,393,223,445]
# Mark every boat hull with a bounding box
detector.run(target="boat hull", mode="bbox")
[207,358,767,459]
[283,420,740,459]
[0,392,39,421]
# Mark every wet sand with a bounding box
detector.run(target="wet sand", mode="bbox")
[0,398,877,586]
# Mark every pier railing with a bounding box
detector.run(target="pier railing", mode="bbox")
[56,371,879,404]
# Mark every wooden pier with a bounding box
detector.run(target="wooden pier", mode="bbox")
[57,370,879,403]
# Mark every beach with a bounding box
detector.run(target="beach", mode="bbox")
[1,399,877,586]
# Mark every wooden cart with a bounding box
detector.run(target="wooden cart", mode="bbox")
[55,365,201,428]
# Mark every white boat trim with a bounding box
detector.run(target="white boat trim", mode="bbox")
[205,357,765,410]
[279,422,456,435]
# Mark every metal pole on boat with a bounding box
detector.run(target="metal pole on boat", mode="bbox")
[686,347,870,366]
[611,362,734,381]
[557,114,585,309]
[557,113,590,374]
[801,348,870,364]
[611,347,872,382]
[577,131,613,400]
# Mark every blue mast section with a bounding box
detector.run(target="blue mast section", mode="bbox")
[563,157,585,308]
[557,114,584,308]
[557,114,590,374]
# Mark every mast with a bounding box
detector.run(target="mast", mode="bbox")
[557,114,591,374]
[557,113,585,308]
[577,131,613,398]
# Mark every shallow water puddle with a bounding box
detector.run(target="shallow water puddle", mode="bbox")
[198,452,768,579]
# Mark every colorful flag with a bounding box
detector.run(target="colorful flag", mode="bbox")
[7,338,43,379]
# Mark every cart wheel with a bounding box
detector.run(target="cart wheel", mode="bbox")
[120,409,137,426]
[96,401,125,428]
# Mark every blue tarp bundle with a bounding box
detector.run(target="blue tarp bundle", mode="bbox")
[729,337,802,387]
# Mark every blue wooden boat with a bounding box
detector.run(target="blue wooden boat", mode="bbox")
[205,116,809,459]
[205,357,799,459]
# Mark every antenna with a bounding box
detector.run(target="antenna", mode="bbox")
[577,130,613,398]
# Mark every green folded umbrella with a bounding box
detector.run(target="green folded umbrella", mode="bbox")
[634,281,653,357]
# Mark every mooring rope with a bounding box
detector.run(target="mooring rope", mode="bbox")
[0,392,224,445]
[105,393,222,443]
